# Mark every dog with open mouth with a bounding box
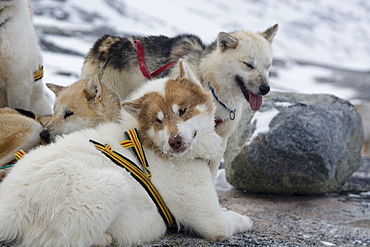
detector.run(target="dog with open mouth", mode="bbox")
[80,24,278,145]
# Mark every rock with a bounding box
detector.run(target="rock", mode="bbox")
[224,92,364,194]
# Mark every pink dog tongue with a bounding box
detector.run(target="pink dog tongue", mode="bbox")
[248,91,262,111]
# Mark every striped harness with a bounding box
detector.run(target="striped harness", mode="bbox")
[34,64,44,82]
[0,150,26,170]
[90,128,175,227]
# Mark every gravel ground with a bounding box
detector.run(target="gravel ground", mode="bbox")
[142,158,370,247]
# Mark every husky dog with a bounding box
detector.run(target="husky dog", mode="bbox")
[0,0,51,116]
[0,61,252,246]
[81,24,278,143]
[0,108,42,178]
[39,75,122,143]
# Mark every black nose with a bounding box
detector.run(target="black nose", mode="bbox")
[169,135,183,150]
[259,84,270,95]
[39,129,51,144]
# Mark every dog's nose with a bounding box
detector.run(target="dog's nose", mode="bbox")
[259,84,270,95]
[39,129,51,144]
[169,135,183,151]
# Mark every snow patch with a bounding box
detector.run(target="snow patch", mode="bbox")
[215,169,235,192]
[247,109,279,145]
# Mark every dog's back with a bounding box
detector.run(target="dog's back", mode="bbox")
[81,34,205,100]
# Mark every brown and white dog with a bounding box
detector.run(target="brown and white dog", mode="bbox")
[40,75,122,143]
[0,107,49,181]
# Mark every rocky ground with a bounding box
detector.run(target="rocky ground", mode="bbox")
[137,158,370,247]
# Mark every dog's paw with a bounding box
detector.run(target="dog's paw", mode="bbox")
[241,215,253,231]
[92,233,112,247]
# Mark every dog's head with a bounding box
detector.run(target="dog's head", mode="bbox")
[203,24,278,112]
[39,75,121,143]
[122,60,216,158]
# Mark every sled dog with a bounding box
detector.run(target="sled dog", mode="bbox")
[0,61,252,246]
[0,0,51,116]
[0,108,43,180]
[81,24,278,143]
[39,75,121,143]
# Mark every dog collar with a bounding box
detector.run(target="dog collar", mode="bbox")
[208,82,236,120]
[0,150,27,170]
[90,128,175,227]
[134,40,177,80]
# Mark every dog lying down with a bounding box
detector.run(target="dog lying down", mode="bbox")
[0,61,252,246]
[0,108,51,181]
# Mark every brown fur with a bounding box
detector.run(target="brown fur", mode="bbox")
[0,107,44,180]
[41,75,121,143]
[122,76,214,158]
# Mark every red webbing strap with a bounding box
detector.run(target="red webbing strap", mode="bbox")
[134,40,177,80]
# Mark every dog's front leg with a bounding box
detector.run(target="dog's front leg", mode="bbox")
[6,79,32,111]
[172,166,253,241]
[191,199,253,241]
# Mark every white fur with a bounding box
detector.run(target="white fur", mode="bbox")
[0,75,252,246]
[0,0,51,116]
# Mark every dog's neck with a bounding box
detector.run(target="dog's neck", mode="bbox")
[207,82,236,122]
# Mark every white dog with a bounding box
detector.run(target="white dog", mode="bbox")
[0,0,51,116]
[0,61,252,246]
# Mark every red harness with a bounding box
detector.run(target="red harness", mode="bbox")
[134,40,177,80]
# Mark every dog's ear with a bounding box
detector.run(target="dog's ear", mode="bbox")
[46,83,66,97]
[217,32,238,51]
[121,97,145,118]
[178,59,199,84]
[259,24,279,44]
[84,75,103,101]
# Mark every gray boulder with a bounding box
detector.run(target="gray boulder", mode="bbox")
[224,92,364,194]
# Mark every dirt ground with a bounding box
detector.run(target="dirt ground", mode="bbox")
[142,158,370,247]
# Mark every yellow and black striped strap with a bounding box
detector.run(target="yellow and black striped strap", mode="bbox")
[90,128,174,227]
[34,64,44,82]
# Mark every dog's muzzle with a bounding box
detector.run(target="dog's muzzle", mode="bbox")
[259,84,270,95]
[235,75,268,111]
[39,129,51,144]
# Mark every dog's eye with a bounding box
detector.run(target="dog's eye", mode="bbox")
[64,111,74,119]
[178,108,187,116]
[154,118,163,124]
[243,62,254,70]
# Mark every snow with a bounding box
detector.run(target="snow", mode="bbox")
[215,169,235,192]
[270,64,357,100]
[247,109,280,145]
